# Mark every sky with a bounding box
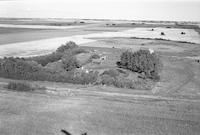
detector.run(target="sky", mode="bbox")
[0,0,200,21]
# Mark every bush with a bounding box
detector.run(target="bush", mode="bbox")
[70,48,88,55]
[117,49,162,80]
[0,57,59,81]
[113,77,135,89]
[100,74,115,85]
[97,73,152,90]
[62,55,80,71]
[45,60,65,73]
[27,41,87,67]
[160,32,165,35]
[90,54,100,59]
[73,70,99,84]
[0,57,43,79]
[56,41,78,53]
[28,52,63,66]
[4,82,34,91]
[101,69,119,78]
[98,69,128,87]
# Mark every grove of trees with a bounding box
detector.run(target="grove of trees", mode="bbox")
[0,41,98,85]
[117,49,162,80]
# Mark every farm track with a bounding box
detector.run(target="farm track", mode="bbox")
[45,86,200,103]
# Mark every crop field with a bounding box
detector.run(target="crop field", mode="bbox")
[0,18,200,135]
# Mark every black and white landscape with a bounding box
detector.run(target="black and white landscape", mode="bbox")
[0,0,200,135]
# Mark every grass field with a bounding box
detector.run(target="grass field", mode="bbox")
[0,18,200,135]
[0,87,200,135]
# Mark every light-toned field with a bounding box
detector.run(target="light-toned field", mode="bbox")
[0,27,200,57]
[0,24,87,30]
[0,18,200,135]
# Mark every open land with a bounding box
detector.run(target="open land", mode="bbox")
[0,18,200,135]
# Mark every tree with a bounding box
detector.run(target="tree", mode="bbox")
[56,41,78,53]
[117,49,162,80]
[62,55,80,71]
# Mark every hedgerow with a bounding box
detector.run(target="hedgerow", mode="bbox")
[4,82,35,91]
[0,56,96,85]
[97,71,153,90]
[4,81,46,92]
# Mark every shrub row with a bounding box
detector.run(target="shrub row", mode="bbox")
[4,82,35,91]
[4,81,46,92]
[27,52,63,66]
[98,72,152,90]
[0,41,98,84]
[0,57,98,85]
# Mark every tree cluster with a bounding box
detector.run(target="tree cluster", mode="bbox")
[0,41,98,84]
[117,49,162,80]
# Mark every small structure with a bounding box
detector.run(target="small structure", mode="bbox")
[101,56,107,60]
[195,59,200,63]
[160,32,165,36]
[85,69,89,73]
[148,48,154,54]
[181,32,186,35]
